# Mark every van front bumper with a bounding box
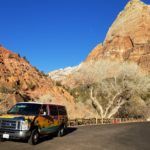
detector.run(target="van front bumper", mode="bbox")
[0,129,31,140]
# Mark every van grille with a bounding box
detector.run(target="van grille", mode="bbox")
[0,120,20,130]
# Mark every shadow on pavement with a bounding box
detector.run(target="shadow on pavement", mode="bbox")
[39,127,77,144]
[65,127,78,136]
[1,127,78,144]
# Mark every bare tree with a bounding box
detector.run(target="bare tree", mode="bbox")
[73,60,150,121]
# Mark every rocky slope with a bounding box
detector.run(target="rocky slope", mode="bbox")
[86,0,150,71]
[0,46,94,119]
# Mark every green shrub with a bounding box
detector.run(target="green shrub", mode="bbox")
[0,86,11,94]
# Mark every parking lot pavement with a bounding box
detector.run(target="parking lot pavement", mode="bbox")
[1,122,150,150]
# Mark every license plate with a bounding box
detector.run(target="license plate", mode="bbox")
[3,134,9,139]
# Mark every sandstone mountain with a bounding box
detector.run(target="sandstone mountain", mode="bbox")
[86,0,150,71]
[49,0,150,85]
[47,0,150,119]
[0,46,94,119]
[1,0,149,119]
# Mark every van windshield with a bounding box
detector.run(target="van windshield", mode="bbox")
[7,103,42,115]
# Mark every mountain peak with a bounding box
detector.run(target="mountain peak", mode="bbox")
[105,0,150,44]
[125,0,145,9]
[130,0,142,3]
[86,0,150,71]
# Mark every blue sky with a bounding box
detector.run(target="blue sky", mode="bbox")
[0,0,149,73]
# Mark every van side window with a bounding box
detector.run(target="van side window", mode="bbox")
[58,106,66,115]
[49,105,58,116]
[41,105,48,115]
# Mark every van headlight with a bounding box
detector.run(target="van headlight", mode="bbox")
[21,120,29,130]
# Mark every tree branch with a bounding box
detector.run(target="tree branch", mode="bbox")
[107,99,126,118]
[90,87,104,118]
[104,92,121,118]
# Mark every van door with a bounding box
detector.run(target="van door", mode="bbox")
[49,105,59,133]
[35,104,53,134]
[58,106,67,126]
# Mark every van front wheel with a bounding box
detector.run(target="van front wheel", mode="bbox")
[0,136,5,142]
[28,129,39,145]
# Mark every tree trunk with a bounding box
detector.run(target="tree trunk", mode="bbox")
[107,100,126,118]
[90,87,104,120]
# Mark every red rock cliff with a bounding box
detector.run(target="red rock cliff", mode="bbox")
[0,46,79,118]
[86,0,150,71]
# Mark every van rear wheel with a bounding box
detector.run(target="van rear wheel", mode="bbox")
[57,126,65,137]
[28,129,39,145]
[57,125,67,137]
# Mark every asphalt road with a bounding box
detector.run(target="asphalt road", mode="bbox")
[1,122,150,150]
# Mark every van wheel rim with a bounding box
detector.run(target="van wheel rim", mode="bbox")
[60,128,64,135]
[33,133,39,143]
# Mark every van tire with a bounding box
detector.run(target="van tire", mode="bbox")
[28,129,39,145]
[0,137,5,142]
[57,126,65,137]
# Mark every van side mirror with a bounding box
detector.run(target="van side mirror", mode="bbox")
[43,111,47,116]
[39,110,47,116]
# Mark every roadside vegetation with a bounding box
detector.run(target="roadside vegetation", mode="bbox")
[69,60,150,120]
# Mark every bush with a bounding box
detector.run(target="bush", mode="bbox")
[72,60,150,119]
[0,86,11,94]
[56,81,62,87]
[8,54,14,59]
